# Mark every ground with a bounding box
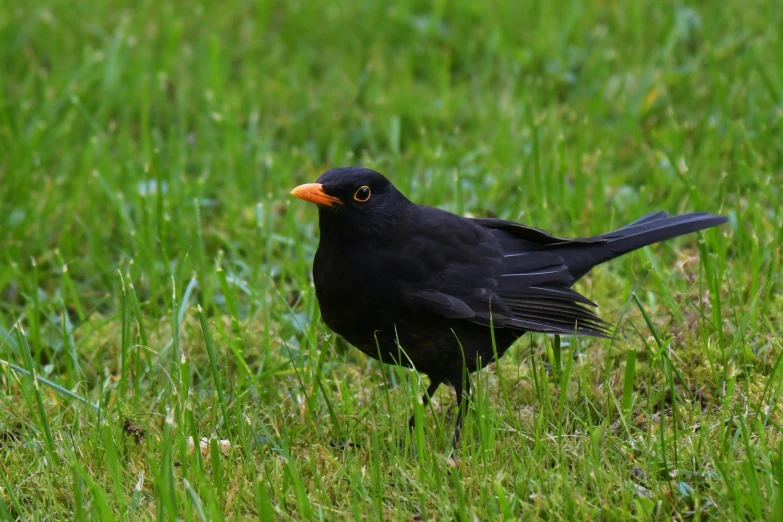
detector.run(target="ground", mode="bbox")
[1,0,782,520]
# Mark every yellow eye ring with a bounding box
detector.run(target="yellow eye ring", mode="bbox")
[353,185,371,202]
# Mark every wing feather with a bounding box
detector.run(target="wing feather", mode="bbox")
[398,214,613,338]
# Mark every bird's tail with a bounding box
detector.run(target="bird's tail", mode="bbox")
[561,211,728,281]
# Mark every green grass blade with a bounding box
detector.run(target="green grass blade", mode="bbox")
[197,304,230,426]
[15,324,58,463]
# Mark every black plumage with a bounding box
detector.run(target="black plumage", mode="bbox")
[291,167,727,445]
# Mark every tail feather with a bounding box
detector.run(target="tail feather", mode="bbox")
[561,212,727,280]
[601,213,726,253]
[615,211,670,230]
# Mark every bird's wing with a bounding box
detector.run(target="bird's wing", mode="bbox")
[397,216,613,338]
[470,218,606,247]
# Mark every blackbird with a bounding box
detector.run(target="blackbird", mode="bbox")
[291,167,727,446]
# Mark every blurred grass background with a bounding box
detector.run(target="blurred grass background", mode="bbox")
[1,0,782,519]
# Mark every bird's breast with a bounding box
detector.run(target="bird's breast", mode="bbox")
[313,244,401,346]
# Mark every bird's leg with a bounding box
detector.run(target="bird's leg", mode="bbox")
[450,377,471,449]
[408,379,441,430]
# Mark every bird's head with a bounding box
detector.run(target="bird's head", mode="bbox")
[291,167,411,242]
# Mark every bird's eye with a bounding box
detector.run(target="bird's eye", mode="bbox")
[353,186,371,202]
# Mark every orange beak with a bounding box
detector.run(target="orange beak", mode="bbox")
[290,183,343,207]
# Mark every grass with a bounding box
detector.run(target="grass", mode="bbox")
[1,0,782,519]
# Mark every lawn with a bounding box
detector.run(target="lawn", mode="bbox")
[1,0,782,519]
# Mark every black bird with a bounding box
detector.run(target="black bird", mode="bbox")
[291,167,727,446]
